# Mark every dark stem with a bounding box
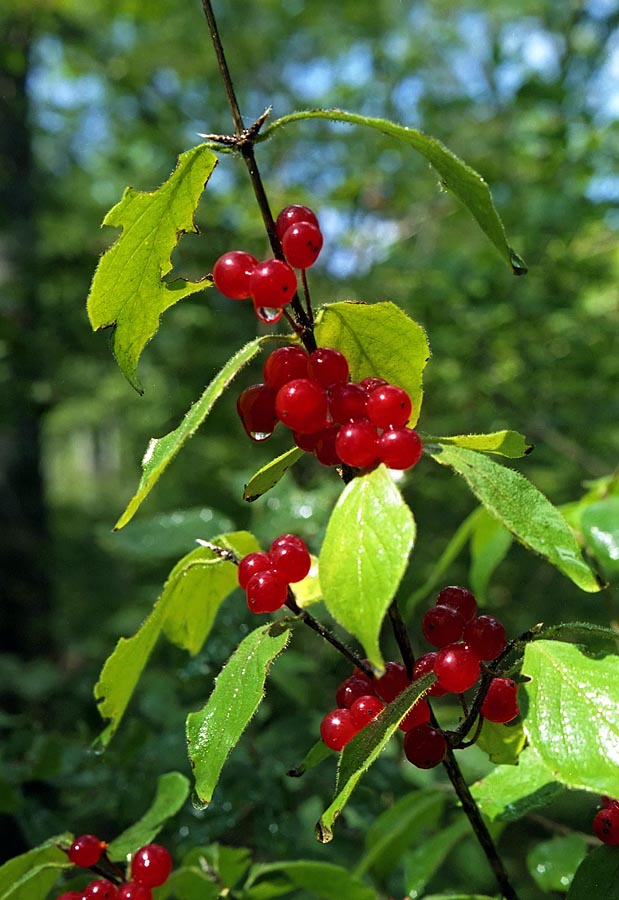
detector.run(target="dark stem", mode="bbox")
[388,601,415,677]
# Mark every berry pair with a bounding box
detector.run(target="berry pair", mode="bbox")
[59,839,173,900]
[213,205,323,323]
[593,797,619,845]
[238,534,311,613]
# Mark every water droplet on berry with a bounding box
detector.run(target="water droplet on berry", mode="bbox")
[249,430,273,442]
[256,306,283,323]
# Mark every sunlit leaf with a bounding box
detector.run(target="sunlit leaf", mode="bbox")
[475,719,526,766]
[243,447,305,502]
[427,431,532,458]
[471,746,563,822]
[581,498,619,579]
[0,837,71,900]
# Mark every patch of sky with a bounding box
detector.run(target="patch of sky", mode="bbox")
[586,175,619,203]
[586,0,619,19]
[588,29,619,122]
[500,18,564,80]
[391,76,424,125]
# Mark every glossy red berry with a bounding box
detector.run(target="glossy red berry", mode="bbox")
[350,694,385,727]
[270,533,308,554]
[480,678,519,723]
[130,844,173,888]
[434,644,481,694]
[359,376,388,394]
[307,348,349,388]
[117,884,153,900]
[320,708,359,751]
[85,881,118,900]
[602,796,619,809]
[275,378,329,433]
[269,538,311,583]
[263,346,308,390]
[293,429,322,452]
[464,615,507,661]
[56,893,83,900]
[593,806,619,845]
[403,724,447,769]
[366,384,412,429]
[336,675,376,708]
[314,424,342,466]
[335,420,379,468]
[378,428,422,470]
[213,251,258,300]
[413,652,448,697]
[238,552,273,590]
[68,834,104,868]
[399,698,431,732]
[249,258,297,309]
[276,204,319,240]
[282,221,324,269]
[328,382,368,423]
[375,661,410,702]
[245,570,288,613]
[422,605,466,648]
[236,384,278,441]
[436,586,477,623]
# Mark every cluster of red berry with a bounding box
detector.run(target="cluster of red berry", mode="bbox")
[593,797,619,845]
[213,204,323,323]
[319,586,519,769]
[57,836,172,900]
[237,533,311,613]
[237,344,423,470]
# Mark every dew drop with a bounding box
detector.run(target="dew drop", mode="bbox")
[249,430,273,442]
[191,790,209,811]
[255,306,283,323]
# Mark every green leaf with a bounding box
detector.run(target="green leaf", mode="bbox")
[87,145,217,391]
[357,789,447,879]
[100,507,234,560]
[243,447,305,502]
[266,110,527,274]
[115,338,265,529]
[404,818,471,899]
[471,746,563,822]
[539,621,619,654]
[427,431,532,458]
[182,844,252,890]
[428,444,602,592]
[94,532,259,747]
[581,498,619,578]
[107,772,190,861]
[317,674,433,842]
[527,834,588,893]
[522,641,619,795]
[567,846,619,899]
[154,867,220,900]
[469,509,512,602]
[286,739,332,778]
[244,862,377,900]
[314,301,430,426]
[476,719,526,766]
[319,465,416,669]
[0,837,70,900]
[187,620,293,807]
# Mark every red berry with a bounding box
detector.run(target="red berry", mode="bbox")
[270,533,308,553]
[245,570,288,613]
[238,552,273,589]
[236,384,278,441]
[335,675,376,708]
[68,834,104,868]
[307,348,349,388]
[269,540,311,583]
[275,378,329,434]
[320,708,359,751]
[282,221,324,269]
[117,885,152,900]
[480,678,519,723]
[263,346,308,390]
[422,605,466,648]
[602,796,619,809]
[464,615,507,661]
[366,384,412,429]
[213,250,258,300]
[359,377,388,394]
[399,698,431,732]
[403,724,447,768]
[378,428,423,470]
[56,893,83,900]
[130,844,173,888]
[293,429,322,452]
[434,644,481,694]
[436,586,477,623]
[375,661,410,702]
[314,424,342,466]
[350,694,385,727]
[250,258,297,309]
[413,652,448,697]
[276,204,319,240]
[593,806,619,845]
[85,881,118,900]
[335,420,379,468]
[328,382,368,423]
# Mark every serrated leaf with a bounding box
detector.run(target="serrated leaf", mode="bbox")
[404,818,470,899]
[319,465,416,669]
[428,444,602,592]
[581,498,619,578]
[243,447,305,502]
[244,862,376,900]
[187,621,293,807]
[527,834,587,893]
[0,837,71,900]
[471,746,563,822]
[94,532,259,747]
[469,509,512,602]
[540,621,619,654]
[87,145,217,391]
[266,110,526,274]
[317,674,433,842]
[427,431,532,458]
[314,301,430,426]
[115,338,266,529]
[476,719,526,766]
[107,772,190,861]
[522,641,619,795]
[567,846,619,899]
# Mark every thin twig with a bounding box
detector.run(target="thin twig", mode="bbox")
[388,601,415,677]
